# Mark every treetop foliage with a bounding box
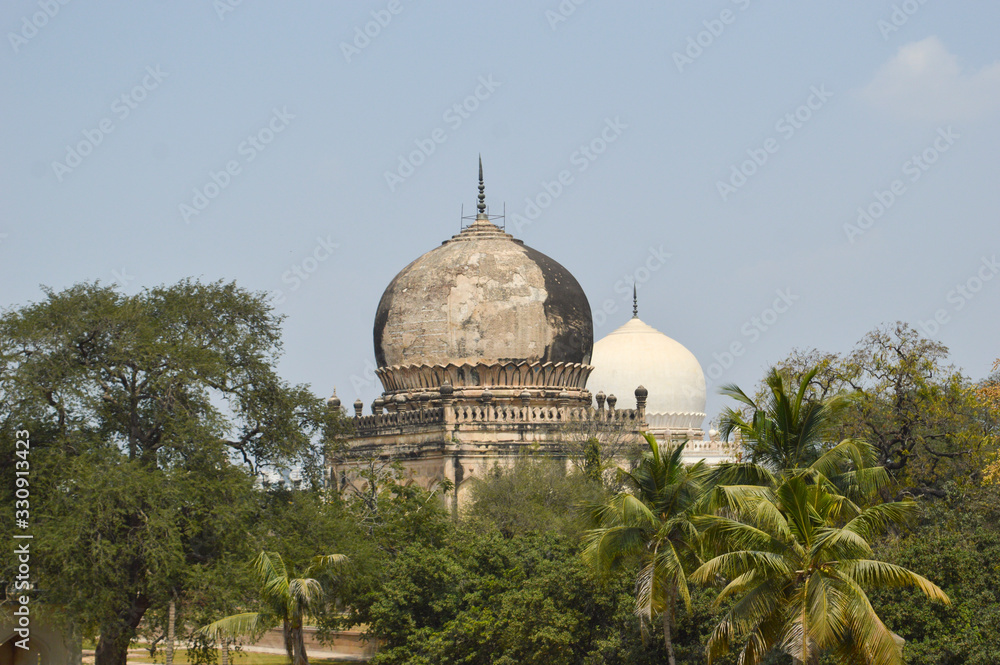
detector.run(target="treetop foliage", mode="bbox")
[752,322,997,494]
[0,280,346,665]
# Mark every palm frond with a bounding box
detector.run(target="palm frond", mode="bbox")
[583,525,651,569]
[306,553,349,576]
[737,613,786,665]
[837,466,892,502]
[841,501,919,542]
[707,463,777,492]
[696,514,778,555]
[837,559,950,603]
[692,550,792,586]
[839,575,907,665]
[810,525,873,561]
[253,551,290,607]
[700,483,775,517]
[804,571,850,651]
[808,438,875,479]
[718,382,758,409]
[198,612,271,641]
[287,577,324,611]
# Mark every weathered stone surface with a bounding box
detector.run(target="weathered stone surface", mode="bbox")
[373,219,593,372]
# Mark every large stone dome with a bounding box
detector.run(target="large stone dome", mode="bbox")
[588,316,706,437]
[374,218,593,367]
[372,215,594,404]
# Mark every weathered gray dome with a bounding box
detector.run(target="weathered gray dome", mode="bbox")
[373,219,593,369]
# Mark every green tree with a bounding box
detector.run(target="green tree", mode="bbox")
[981,359,1000,412]
[583,434,711,665]
[364,528,665,665]
[692,475,950,665]
[719,366,848,472]
[200,550,347,665]
[558,416,645,489]
[465,455,605,538]
[715,364,890,506]
[320,459,456,642]
[355,461,699,665]
[761,324,996,495]
[0,281,336,665]
[868,482,1000,664]
[838,324,988,487]
[699,361,952,663]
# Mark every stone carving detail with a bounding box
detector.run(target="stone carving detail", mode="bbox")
[373,361,595,408]
[683,440,730,454]
[352,403,644,436]
[353,407,446,433]
[448,404,641,425]
[376,360,593,392]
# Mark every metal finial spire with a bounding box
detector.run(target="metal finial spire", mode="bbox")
[477,155,486,215]
[632,284,638,317]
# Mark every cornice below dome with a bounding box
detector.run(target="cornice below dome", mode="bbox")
[375,359,594,407]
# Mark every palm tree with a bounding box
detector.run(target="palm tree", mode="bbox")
[713,365,890,507]
[691,475,949,665]
[583,433,711,665]
[200,550,347,665]
[719,366,847,472]
[695,363,949,663]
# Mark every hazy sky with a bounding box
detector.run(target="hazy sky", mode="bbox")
[3,1,999,422]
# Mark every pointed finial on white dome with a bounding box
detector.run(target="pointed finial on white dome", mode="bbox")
[632,283,638,318]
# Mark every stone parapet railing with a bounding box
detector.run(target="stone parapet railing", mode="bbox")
[681,439,730,454]
[353,407,446,434]
[353,403,644,435]
[450,404,642,425]
[676,438,734,464]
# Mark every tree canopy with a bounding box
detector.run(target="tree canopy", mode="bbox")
[2,291,996,665]
[754,323,996,495]
[0,280,341,665]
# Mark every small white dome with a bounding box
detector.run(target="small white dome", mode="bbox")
[588,317,706,431]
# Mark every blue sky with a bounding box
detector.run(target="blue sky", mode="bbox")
[3,1,999,421]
